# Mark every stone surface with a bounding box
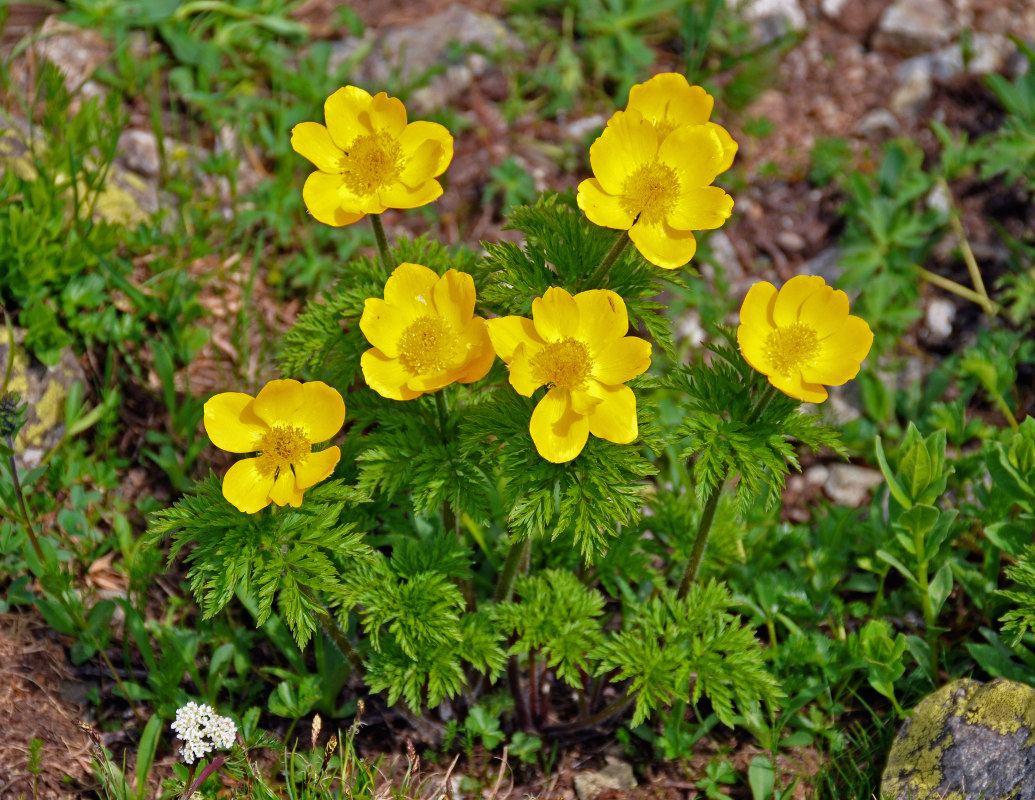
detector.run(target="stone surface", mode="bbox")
[822,464,883,507]
[730,0,807,44]
[882,677,1035,800]
[573,757,636,800]
[874,0,953,56]
[329,4,521,114]
[33,16,110,98]
[0,329,86,472]
[924,297,956,340]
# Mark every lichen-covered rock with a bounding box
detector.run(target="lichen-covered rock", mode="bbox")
[882,677,1035,800]
[0,329,85,471]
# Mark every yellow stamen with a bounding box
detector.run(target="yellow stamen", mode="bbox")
[620,161,679,225]
[341,131,403,196]
[398,316,459,375]
[531,338,592,391]
[255,425,311,476]
[764,323,821,376]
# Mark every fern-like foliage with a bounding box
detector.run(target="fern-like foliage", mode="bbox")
[670,330,846,512]
[471,192,686,358]
[594,582,782,726]
[146,475,372,647]
[461,389,659,559]
[345,544,506,709]
[493,569,606,687]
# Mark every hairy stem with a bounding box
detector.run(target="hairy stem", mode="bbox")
[300,586,364,673]
[494,536,530,604]
[676,383,778,599]
[369,213,397,271]
[581,230,632,290]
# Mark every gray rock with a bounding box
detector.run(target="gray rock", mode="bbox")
[924,297,956,340]
[329,5,521,115]
[0,328,87,472]
[890,59,934,115]
[819,0,849,19]
[823,464,884,507]
[856,109,900,137]
[574,757,636,800]
[33,16,111,96]
[729,0,807,44]
[882,677,1035,800]
[874,0,953,56]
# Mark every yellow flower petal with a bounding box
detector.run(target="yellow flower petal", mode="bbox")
[399,121,453,181]
[529,388,590,463]
[576,178,636,230]
[396,138,444,188]
[589,110,659,195]
[369,91,408,137]
[291,122,342,173]
[629,218,697,269]
[324,86,372,149]
[708,122,739,174]
[204,392,267,453]
[222,457,275,514]
[797,284,850,338]
[736,282,778,372]
[666,186,734,232]
[487,316,544,362]
[826,314,874,362]
[431,269,477,332]
[384,262,440,320]
[592,336,652,385]
[378,178,443,210]
[294,446,341,490]
[773,275,827,327]
[269,468,304,508]
[361,349,422,400]
[360,297,409,358]
[298,381,346,442]
[659,124,729,187]
[532,287,580,341]
[587,382,638,444]
[574,289,629,350]
[570,387,603,416]
[768,372,828,404]
[454,319,496,384]
[508,344,543,396]
[252,379,305,428]
[627,73,713,128]
[302,172,365,227]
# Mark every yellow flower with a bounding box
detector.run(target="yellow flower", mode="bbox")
[576,108,736,270]
[290,86,453,226]
[204,379,346,514]
[625,73,738,167]
[486,287,652,463]
[737,275,874,403]
[360,262,495,400]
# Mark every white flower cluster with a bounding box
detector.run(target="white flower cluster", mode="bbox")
[171,702,237,764]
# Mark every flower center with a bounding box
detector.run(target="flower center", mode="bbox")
[531,338,592,391]
[620,160,679,225]
[255,425,311,476]
[398,316,459,376]
[340,131,404,196]
[764,322,821,377]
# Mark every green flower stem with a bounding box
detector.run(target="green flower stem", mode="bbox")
[676,383,779,600]
[300,586,364,673]
[369,213,396,271]
[5,436,44,566]
[914,265,996,316]
[914,528,940,681]
[494,536,530,604]
[582,229,632,290]
[937,178,995,318]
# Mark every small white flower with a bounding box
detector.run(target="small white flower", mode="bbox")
[171,702,238,764]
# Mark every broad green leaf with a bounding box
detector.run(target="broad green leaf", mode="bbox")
[874,436,911,509]
[928,563,953,617]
